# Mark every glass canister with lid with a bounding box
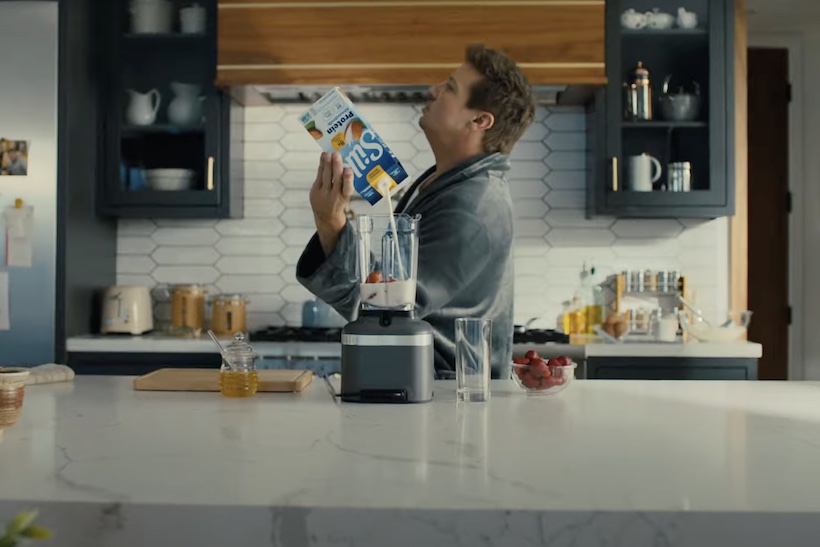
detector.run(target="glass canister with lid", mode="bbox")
[210,293,248,336]
[169,284,208,335]
[219,333,258,398]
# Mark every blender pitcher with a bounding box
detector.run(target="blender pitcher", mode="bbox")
[355,213,421,312]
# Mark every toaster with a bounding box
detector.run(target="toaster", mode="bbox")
[100,286,154,335]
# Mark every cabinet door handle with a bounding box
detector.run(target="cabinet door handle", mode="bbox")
[207,156,215,191]
[611,157,619,192]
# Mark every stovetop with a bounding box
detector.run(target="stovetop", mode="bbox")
[514,329,570,345]
[250,326,342,343]
[249,326,569,345]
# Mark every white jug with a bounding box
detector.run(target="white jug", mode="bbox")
[126,89,161,126]
[130,0,173,34]
[167,82,204,126]
[626,153,662,192]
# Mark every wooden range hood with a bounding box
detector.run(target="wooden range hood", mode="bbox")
[216,0,606,105]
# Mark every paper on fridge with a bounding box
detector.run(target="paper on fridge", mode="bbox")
[299,87,410,205]
[0,271,9,330]
[2,204,33,267]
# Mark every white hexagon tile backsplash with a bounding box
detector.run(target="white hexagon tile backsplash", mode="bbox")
[116,104,729,331]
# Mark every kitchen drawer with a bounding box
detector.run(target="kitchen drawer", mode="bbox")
[586,356,757,380]
[68,352,221,375]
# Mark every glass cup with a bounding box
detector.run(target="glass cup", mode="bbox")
[455,318,492,402]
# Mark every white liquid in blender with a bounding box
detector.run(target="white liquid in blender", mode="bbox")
[358,180,415,309]
[360,279,417,308]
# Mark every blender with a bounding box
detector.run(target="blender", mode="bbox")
[340,213,435,403]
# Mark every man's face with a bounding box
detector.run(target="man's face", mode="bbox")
[419,63,485,142]
[8,150,17,161]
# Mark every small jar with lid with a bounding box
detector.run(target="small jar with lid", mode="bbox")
[219,333,258,398]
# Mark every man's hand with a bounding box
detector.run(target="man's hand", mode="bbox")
[310,152,354,256]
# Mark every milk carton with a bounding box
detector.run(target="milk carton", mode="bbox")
[298,87,410,205]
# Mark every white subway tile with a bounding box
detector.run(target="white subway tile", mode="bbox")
[243,160,285,181]
[280,151,322,171]
[546,132,586,152]
[544,112,585,131]
[281,283,314,303]
[508,160,549,181]
[544,151,585,171]
[243,199,286,219]
[215,237,285,256]
[151,266,220,284]
[281,246,305,266]
[513,198,549,219]
[215,219,284,237]
[544,190,585,209]
[281,302,307,326]
[281,227,317,246]
[544,209,615,229]
[520,123,548,142]
[116,255,156,274]
[544,170,586,191]
[247,312,284,330]
[119,236,157,255]
[546,228,616,247]
[509,180,548,200]
[244,107,284,123]
[244,123,285,142]
[216,256,286,275]
[281,132,320,152]
[243,180,286,199]
[611,238,681,258]
[544,247,616,267]
[514,218,549,237]
[513,238,549,257]
[281,169,316,189]
[243,142,284,161]
[152,228,220,246]
[216,274,283,294]
[511,141,548,161]
[245,293,286,313]
[281,208,317,228]
[611,219,684,238]
[152,247,219,265]
[358,104,418,123]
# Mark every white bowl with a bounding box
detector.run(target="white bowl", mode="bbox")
[145,169,194,191]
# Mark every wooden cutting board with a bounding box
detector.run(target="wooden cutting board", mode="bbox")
[132,368,313,393]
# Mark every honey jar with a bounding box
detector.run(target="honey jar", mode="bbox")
[210,294,248,336]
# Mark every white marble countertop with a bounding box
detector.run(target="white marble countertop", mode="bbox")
[2,377,818,545]
[66,334,762,359]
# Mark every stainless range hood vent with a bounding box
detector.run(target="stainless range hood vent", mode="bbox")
[251,84,569,106]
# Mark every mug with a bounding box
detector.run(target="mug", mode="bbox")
[626,154,662,192]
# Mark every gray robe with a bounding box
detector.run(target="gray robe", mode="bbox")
[296,152,514,379]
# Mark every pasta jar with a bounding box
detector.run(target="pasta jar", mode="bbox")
[210,293,248,336]
[170,284,207,334]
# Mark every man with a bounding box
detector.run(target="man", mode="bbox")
[296,43,535,378]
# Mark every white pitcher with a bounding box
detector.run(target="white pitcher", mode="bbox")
[626,153,662,192]
[126,89,161,126]
[167,82,204,126]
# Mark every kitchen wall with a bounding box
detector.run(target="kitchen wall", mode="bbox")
[0,2,59,365]
[116,103,729,332]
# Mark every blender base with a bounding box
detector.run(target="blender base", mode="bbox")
[340,310,435,403]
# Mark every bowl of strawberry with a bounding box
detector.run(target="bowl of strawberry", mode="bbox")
[511,351,577,395]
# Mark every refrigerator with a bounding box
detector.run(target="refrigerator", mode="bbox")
[0,1,59,365]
